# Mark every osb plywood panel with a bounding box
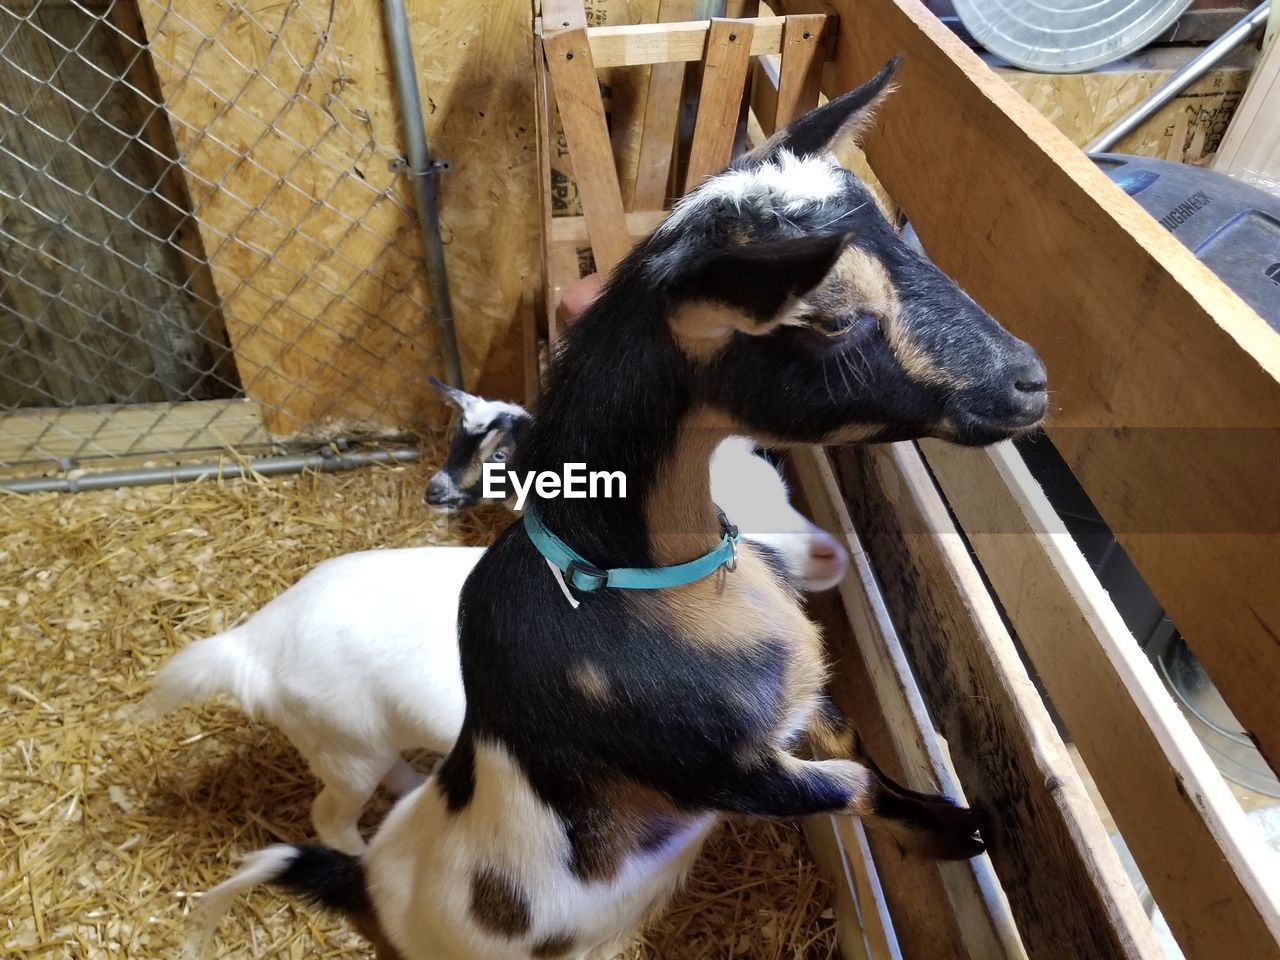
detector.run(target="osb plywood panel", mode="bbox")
[135,0,536,438]
[996,46,1255,162]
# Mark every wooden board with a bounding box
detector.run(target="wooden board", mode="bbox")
[544,18,634,274]
[686,20,757,186]
[589,16,788,66]
[793,448,1027,960]
[1214,32,1280,185]
[545,0,661,220]
[833,442,1162,960]
[0,399,269,466]
[774,13,825,126]
[780,0,1280,779]
[0,2,233,409]
[919,439,1280,960]
[135,0,538,437]
[629,0,697,209]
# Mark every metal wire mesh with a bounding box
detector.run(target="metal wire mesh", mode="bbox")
[0,0,444,480]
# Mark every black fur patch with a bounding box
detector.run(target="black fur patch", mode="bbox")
[469,865,532,937]
[437,731,476,812]
[530,932,577,958]
[273,844,371,915]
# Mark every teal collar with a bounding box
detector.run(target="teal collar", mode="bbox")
[523,506,740,595]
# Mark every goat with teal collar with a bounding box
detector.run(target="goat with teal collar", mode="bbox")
[195,57,1047,960]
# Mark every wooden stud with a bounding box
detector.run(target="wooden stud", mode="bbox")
[685,20,757,188]
[629,0,698,210]
[833,442,1164,960]
[798,0,1280,778]
[793,447,1028,960]
[543,23,632,275]
[774,14,825,126]
[918,438,1280,960]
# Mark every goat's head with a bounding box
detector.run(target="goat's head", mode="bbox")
[635,56,1046,447]
[425,378,532,512]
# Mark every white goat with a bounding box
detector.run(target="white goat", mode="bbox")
[144,437,846,855]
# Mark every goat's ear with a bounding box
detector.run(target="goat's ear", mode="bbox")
[755,55,901,161]
[427,376,477,412]
[683,231,852,328]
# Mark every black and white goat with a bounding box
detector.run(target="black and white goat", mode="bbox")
[144,439,844,856]
[194,59,1047,960]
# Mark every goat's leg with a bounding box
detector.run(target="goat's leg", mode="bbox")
[308,750,400,855]
[706,751,984,860]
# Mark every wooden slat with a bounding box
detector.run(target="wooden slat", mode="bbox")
[793,447,1027,960]
[629,0,697,210]
[549,210,669,244]
[0,399,269,465]
[685,20,757,187]
[1214,31,1280,182]
[543,24,632,275]
[788,0,1280,778]
[773,13,825,126]
[588,16,786,67]
[918,439,1280,960]
[832,442,1163,960]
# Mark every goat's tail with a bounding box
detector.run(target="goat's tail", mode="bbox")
[187,844,371,958]
[135,628,266,720]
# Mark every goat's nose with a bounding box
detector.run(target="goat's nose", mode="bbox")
[1004,349,1048,424]
[425,473,452,503]
[810,539,839,560]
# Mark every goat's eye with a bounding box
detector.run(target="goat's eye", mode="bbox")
[818,312,878,337]
[491,449,508,462]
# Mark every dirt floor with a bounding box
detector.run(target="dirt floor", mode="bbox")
[0,450,837,959]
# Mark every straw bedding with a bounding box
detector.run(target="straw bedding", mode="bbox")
[0,436,837,959]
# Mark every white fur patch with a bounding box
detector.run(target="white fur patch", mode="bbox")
[659,150,844,234]
[461,398,529,435]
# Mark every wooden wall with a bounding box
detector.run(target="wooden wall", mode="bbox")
[133,0,538,438]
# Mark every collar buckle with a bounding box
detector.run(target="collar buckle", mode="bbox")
[565,559,609,593]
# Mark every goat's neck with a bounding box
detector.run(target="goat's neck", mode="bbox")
[516,298,729,568]
[644,412,732,565]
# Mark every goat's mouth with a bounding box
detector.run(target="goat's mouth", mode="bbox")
[941,410,1046,446]
[424,496,470,514]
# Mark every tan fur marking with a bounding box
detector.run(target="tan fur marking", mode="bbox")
[645,413,727,566]
[668,300,795,362]
[799,244,899,347]
[567,660,612,704]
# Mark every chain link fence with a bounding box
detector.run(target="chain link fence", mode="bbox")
[0,0,447,483]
